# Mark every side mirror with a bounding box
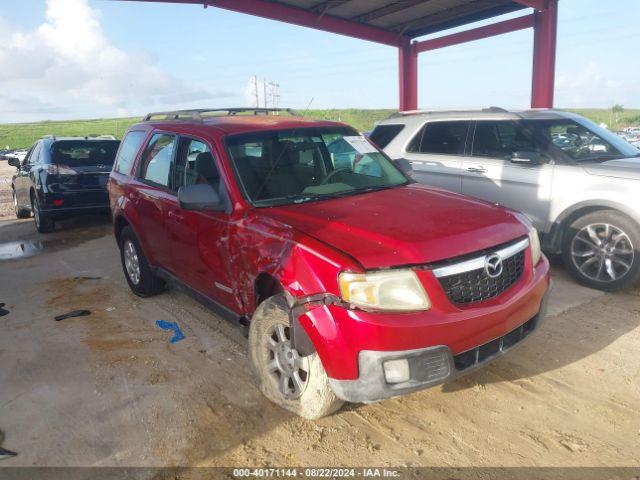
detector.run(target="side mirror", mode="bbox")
[510,151,542,165]
[178,184,224,211]
[394,158,413,175]
[7,157,19,168]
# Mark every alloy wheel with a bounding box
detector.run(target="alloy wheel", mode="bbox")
[33,199,40,229]
[123,240,141,285]
[264,323,309,399]
[570,223,634,282]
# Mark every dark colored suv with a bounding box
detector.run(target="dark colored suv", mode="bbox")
[108,108,550,419]
[10,136,120,232]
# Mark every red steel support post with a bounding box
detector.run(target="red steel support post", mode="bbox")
[399,40,418,111]
[531,0,558,108]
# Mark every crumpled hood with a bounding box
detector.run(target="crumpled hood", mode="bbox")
[262,184,529,269]
[584,157,640,181]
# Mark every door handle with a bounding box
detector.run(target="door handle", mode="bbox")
[467,166,487,174]
[168,211,184,222]
[129,191,141,204]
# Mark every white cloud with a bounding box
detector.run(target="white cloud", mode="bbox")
[0,0,233,122]
[556,61,639,108]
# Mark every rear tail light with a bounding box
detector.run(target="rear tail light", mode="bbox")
[52,199,64,206]
[44,164,77,175]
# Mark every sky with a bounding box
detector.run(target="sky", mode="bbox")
[0,0,638,123]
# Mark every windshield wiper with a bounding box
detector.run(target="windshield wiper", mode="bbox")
[264,192,340,205]
[348,184,399,195]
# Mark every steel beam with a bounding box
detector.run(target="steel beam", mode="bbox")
[531,0,557,108]
[513,0,548,11]
[413,14,535,53]
[399,40,418,111]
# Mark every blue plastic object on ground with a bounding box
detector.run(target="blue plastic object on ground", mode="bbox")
[155,320,185,344]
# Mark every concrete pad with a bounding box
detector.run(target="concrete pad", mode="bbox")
[546,266,605,317]
[1,215,638,469]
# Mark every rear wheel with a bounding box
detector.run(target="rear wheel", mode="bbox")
[118,226,164,297]
[248,295,343,419]
[31,193,54,233]
[562,210,640,291]
[13,190,30,219]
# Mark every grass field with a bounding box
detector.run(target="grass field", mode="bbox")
[1,108,638,150]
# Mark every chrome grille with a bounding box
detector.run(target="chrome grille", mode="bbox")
[432,238,528,305]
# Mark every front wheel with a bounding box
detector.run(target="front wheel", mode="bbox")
[13,190,30,219]
[562,210,640,291]
[248,295,343,419]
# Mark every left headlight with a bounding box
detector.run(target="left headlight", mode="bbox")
[338,270,430,311]
[529,227,542,266]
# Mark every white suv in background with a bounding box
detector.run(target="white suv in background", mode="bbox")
[372,108,640,291]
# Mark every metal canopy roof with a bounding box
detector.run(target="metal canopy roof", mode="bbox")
[275,0,527,38]
[119,0,557,109]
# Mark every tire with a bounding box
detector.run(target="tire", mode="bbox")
[31,193,54,233]
[562,210,640,291]
[118,226,164,297]
[13,190,30,219]
[248,295,343,419]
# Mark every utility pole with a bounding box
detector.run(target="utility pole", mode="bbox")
[263,77,268,108]
[270,82,280,110]
[251,75,259,108]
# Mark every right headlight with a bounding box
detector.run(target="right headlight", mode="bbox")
[529,227,542,266]
[338,269,430,311]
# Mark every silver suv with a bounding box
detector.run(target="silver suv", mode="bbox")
[372,108,640,291]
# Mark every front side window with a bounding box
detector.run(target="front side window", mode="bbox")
[114,131,146,174]
[471,121,537,159]
[520,118,639,162]
[408,121,469,155]
[226,127,408,206]
[139,133,175,187]
[22,144,38,166]
[173,137,221,191]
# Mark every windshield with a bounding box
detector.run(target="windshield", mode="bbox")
[226,127,408,206]
[51,140,120,166]
[522,117,639,162]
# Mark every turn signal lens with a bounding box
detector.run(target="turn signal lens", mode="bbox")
[529,227,542,266]
[338,270,430,311]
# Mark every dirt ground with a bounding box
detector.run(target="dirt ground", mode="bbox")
[0,188,639,475]
[0,161,16,217]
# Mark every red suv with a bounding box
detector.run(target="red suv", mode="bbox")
[108,108,551,419]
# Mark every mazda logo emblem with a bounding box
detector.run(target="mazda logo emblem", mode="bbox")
[484,253,503,278]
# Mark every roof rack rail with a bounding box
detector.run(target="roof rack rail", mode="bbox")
[142,108,300,122]
[483,106,509,113]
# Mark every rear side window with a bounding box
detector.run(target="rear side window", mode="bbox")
[51,140,120,167]
[369,124,405,149]
[114,131,147,174]
[139,134,176,187]
[407,121,470,155]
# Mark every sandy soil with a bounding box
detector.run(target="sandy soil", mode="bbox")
[0,215,638,476]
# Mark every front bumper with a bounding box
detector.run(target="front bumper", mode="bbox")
[329,283,551,403]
